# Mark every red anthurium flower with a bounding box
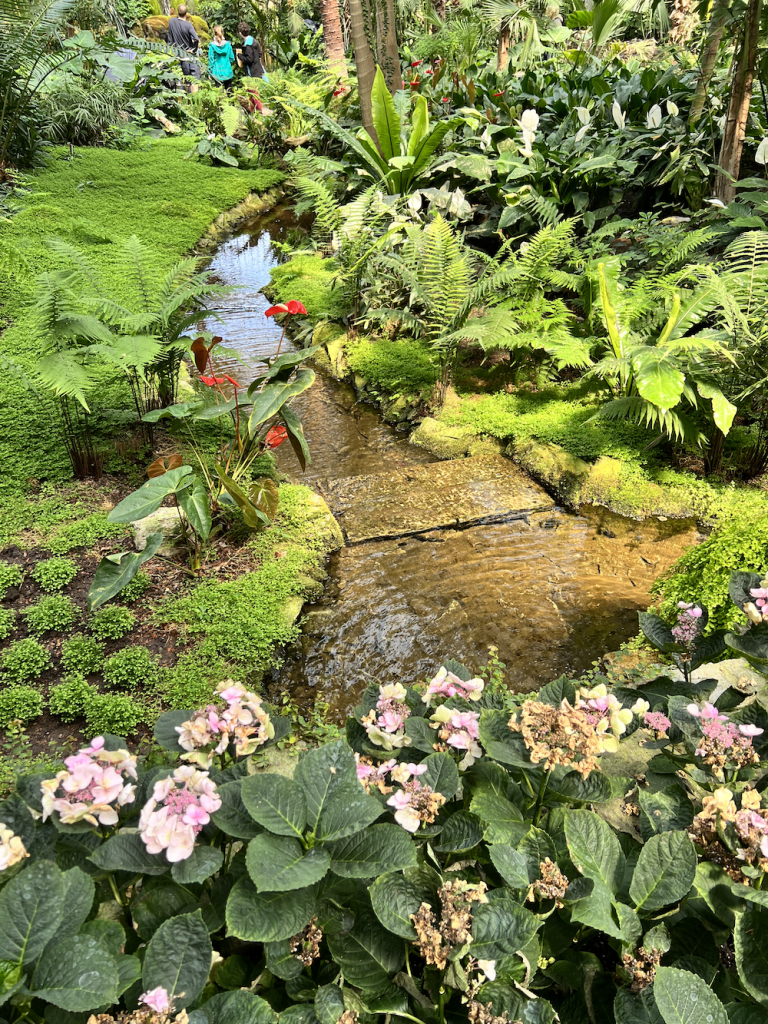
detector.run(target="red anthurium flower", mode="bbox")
[441,97,450,102]
[425,69,432,74]
[200,374,225,386]
[264,300,307,318]
[333,89,344,96]
[493,91,504,97]
[411,59,422,66]
[264,425,288,448]
[223,375,242,388]
[284,300,307,315]
[264,303,290,317]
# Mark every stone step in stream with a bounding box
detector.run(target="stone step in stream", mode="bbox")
[316,454,556,544]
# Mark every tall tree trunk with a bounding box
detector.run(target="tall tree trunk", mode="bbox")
[159,0,170,14]
[321,0,347,73]
[349,0,378,146]
[689,0,731,126]
[379,0,402,93]
[497,21,510,71]
[715,0,762,200]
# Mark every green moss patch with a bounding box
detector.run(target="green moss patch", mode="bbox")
[267,254,346,321]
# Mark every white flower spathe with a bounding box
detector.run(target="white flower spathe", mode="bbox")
[612,100,626,129]
[646,104,662,129]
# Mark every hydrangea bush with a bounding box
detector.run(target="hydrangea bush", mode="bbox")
[1,574,768,1024]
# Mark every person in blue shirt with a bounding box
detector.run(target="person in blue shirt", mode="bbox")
[208,26,235,91]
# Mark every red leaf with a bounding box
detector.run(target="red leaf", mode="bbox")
[264,304,290,318]
[264,425,288,449]
[190,337,209,374]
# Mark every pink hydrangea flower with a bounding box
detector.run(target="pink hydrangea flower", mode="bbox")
[176,680,274,767]
[140,987,171,1013]
[41,739,137,828]
[139,766,221,863]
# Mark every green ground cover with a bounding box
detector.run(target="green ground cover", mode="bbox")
[0,138,283,494]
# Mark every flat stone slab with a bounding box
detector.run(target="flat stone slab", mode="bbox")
[317,454,555,543]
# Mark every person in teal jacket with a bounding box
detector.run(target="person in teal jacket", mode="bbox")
[208,26,235,91]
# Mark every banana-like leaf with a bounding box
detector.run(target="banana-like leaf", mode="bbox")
[696,381,737,435]
[370,66,401,164]
[248,369,315,435]
[632,348,685,409]
[87,533,163,613]
[143,401,203,423]
[177,476,212,540]
[410,121,458,184]
[597,262,623,358]
[215,464,270,531]
[408,95,429,158]
[280,405,311,471]
[108,466,193,523]
[192,399,237,420]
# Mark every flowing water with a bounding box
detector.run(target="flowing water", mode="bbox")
[200,209,702,714]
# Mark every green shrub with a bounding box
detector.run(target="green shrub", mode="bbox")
[31,556,79,592]
[48,674,98,723]
[47,512,127,554]
[22,595,80,635]
[0,638,52,684]
[653,516,768,631]
[0,686,44,728]
[103,645,159,691]
[60,634,106,675]
[0,608,16,641]
[119,571,152,603]
[157,642,233,709]
[84,692,148,736]
[90,606,135,641]
[0,562,23,599]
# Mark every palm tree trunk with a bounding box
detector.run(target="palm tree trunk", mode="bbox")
[497,22,510,71]
[349,0,378,145]
[715,0,762,201]
[379,0,402,93]
[688,0,731,126]
[321,0,347,73]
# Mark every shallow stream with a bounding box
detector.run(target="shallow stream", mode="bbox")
[201,209,701,714]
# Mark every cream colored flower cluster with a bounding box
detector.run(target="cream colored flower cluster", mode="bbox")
[176,680,275,768]
[41,737,137,827]
[0,823,28,871]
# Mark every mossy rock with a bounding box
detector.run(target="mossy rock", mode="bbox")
[513,438,591,507]
[190,14,209,34]
[142,15,169,38]
[583,457,695,519]
[409,417,477,459]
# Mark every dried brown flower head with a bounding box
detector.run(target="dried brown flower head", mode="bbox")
[410,880,488,967]
[508,700,602,777]
[528,859,568,905]
[621,947,663,992]
[468,1001,519,1024]
[290,917,323,965]
[89,1011,189,1024]
[338,1012,359,1024]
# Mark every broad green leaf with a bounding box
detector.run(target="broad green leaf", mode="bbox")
[639,612,678,653]
[369,865,439,939]
[630,831,697,913]
[143,401,204,423]
[178,476,212,541]
[410,121,458,182]
[250,477,279,520]
[725,625,768,666]
[211,781,263,840]
[471,898,541,960]
[735,907,768,1006]
[471,790,525,845]
[314,788,383,842]
[638,784,693,840]
[434,811,483,852]
[696,381,736,435]
[565,809,624,891]
[315,985,346,1024]
[248,370,315,434]
[87,532,163,612]
[215,464,269,531]
[172,846,224,885]
[226,877,316,943]
[196,989,277,1024]
[329,823,417,878]
[142,910,212,1008]
[79,920,126,958]
[489,845,530,889]
[192,399,237,420]
[246,834,330,891]
[240,773,306,837]
[566,878,625,939]
[517,827,557,883]
[614,987,663,1024]
[265,938,305,980]
[408,95,429,158]
[370,66,401,163]
[131,882,199,941]
[154,709,191,753]
[548,770,612,805]
[280,405,311,471]
[115,954,142,996]
[326,907,403,991]
[56,868,95,940]
[32,934,118,1011]
[653,966,728,1024]
[422,752,460,798]
[293,740,366,835]
[108,466,193,523]
[0,861,66,964]
[479,710,531,767]
[632,349,685,409]
[89,833,169,876]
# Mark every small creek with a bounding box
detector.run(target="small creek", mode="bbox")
[201,209,702,714]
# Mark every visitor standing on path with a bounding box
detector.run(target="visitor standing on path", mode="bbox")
[167,5,200,89]
[209,26,235,91]
[237,22,265,79]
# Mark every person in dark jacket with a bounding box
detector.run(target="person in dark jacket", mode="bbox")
[237,21,264,78]
[167,4,200,84]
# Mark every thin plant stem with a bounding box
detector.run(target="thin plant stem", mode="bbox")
[532,768,552,826]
